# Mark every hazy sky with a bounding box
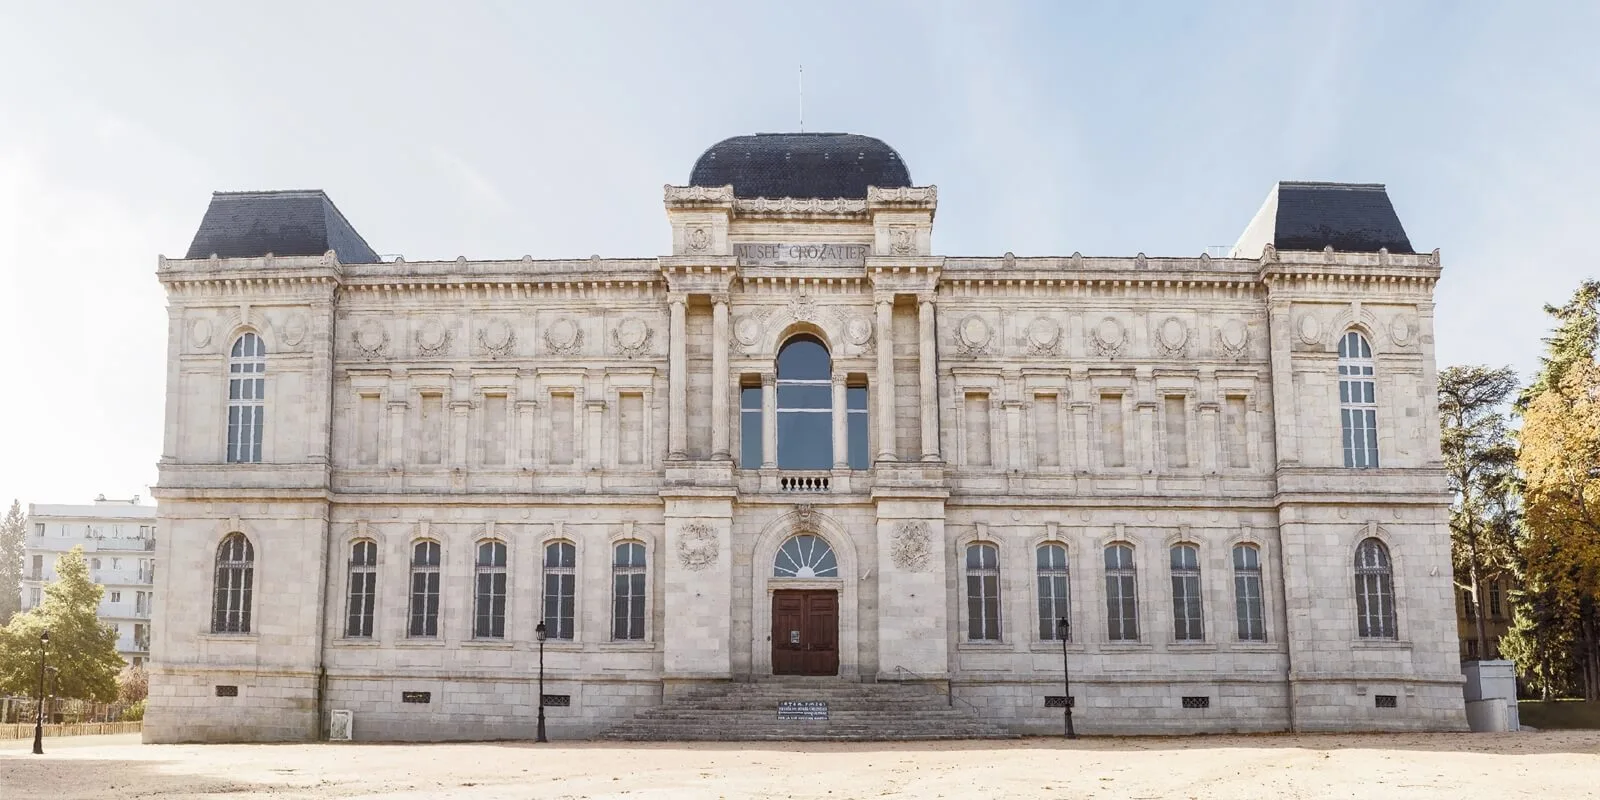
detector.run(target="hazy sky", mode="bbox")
[1,1,1595,507]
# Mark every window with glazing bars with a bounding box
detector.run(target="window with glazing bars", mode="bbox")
[613,541,646,640]
[1339,331,1379,468]
[408,541,441,637]
[212,533,254,633]
[740,383,763,468]
[1105,544,1139,641]
[1355,538,1397,638]
[1171,544,1204,641]
[227,333,266,463]
[966,543,1002,641]
[346,540,377,638]
[474,541,507,638]
[1233,544,1266,641]
[543,541,577,640]
[1037,544,1071,640]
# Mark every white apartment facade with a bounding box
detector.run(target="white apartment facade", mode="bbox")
[23,497,158,666]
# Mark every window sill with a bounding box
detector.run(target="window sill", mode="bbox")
[197,633,258,643]
[598,641,656,650]
[535,641,583,652]
[1167,642,1219,652]
[1353,639,1413,650]
[461,640,515,649]
[1099,643,1155,652]
[957,641,1010,650]
[1028,641,1089,654]
[1230,641,1277,651]
[394,639,448,648]
[332,638,382,647]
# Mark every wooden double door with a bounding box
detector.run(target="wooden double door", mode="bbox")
[771,590,839,676]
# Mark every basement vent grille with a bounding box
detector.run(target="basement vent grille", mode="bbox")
[1375,694,1398,708]
[1181,696,1210,709]
[214,685,238,697]
[1044,696,1076,708]
[542,694,571,707]
[401,691,431,704]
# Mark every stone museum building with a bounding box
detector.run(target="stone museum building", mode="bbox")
[146,132,1466,741]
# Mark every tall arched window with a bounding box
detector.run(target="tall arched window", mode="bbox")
[613,541,647,640]
[474,541,508,639]
[1355,538,1397,638]
[345,539,377,638]
[227,333,267,463]
[407,541,441,637]
[1233,544,1266,641]
[1105,544,1138,641]
[212,533,254,633]
[1339,331,1379,469]
[776,335,832,469]
[1037,543,1070,640]
[774,534,838,578]
[1170,544,1204,641]
[543,541,577,640]
[966,543,1001,641]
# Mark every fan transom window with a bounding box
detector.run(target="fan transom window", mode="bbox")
[774,534,838,578]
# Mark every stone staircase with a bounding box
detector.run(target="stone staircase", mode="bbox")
[597,679,1018,741]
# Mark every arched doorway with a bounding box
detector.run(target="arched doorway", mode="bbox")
[770,534,840,676]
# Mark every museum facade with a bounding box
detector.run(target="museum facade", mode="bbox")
[145,133,1467,741]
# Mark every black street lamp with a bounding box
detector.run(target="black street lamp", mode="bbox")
[535,621,548,743]
[32,629,49,755]
[1056,617,1077,740]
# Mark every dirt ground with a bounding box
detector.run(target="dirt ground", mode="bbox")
[2,731,1598,799]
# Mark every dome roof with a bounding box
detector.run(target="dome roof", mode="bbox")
[689,133,911,199]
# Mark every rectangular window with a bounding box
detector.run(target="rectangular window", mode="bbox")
[1099,394,1125,468]
[1225,395,1249,468]
[34,523,44,537]
[112,558,121,569]
[965,392,992,467]
[543,543,577,640]
[613,542,646,640]
[1490,581,1502,617]
[1164,395,1188,469]
[1233,547,1266,641]
[1170,546,1204,641]
[482,394,508,466]
[740,385,763,468]
[419,393,444,465]
[110,591,121,603]
[30,554,42,579]
[28,588,40,608]
[347,543,377,638]
[1037,545,1070,640]
[1034,393,1060,468]
[1105,546,1139,641]
[618,392,644,465]
[1463,589,1477,620]
[408,543,441,638]
[965,544,1002,641]
[474,543,508,639]
[357,393,381,465]
[847,384,870,469]
[549,393,575,465]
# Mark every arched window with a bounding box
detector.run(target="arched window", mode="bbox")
[1233,544,1266,641]
[776,335,832,469]
[227,333,267,463]
[474,541,507,639]
[1355,538,1397,638]
[1037,544,1070,640]
[774,534,838,578]
[543,541,577,640]
[1338,331,1378,469]
[613,541,647,640]
[212,533,254,633]
[345,539,377,638]
[966,543,1001,641]
[1105,544,1138,641]
[407,541,441,637]
[1170,544,1204,641]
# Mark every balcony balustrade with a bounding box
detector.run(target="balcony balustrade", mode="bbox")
[777,472,832,493]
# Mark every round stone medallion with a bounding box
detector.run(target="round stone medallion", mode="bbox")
[615,317,649,350]
[1297,313,1322,344]
[1158,317,1187,350]
[546,317,580,350]
[481,318,513,350]
[1026,316,1060,349]
[846,316,873,346]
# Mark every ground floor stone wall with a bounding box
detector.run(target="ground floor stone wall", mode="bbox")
[144,667,318,743]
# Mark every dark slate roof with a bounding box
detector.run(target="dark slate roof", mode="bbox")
[184,190,380,263]
[689,133,911,199]
[1271,182,1414,253]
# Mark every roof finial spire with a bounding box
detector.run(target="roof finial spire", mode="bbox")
[798,64,804,133]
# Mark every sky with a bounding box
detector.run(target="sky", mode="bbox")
[0,1,1596,508]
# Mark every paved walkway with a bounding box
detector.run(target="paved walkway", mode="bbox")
[3,732,1599,799]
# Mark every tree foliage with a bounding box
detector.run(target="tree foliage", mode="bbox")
[1439,365,1521,659]
[0,500,24,623]
[0,547,123,701]
[117,664,148,703]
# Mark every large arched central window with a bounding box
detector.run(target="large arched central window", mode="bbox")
[777,335,832,469]
[227,333,266,463]
[774,534,838,578]
[1339,331,1379,469]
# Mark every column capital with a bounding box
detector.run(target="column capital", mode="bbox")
[760,372,777,387]
[916,291,937,306]
[874,293,896,308]
[668,292,689,307]
[709,292,731,306]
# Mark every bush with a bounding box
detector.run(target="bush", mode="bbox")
[120,699,145,722]
[117,666,148,704]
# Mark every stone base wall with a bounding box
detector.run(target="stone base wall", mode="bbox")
[957,678,1292,735]
[326,676,660,741]
[143,668,318,743]
[1288,679,1468,732]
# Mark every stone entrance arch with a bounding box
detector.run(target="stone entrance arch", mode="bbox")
[751,508,860,679]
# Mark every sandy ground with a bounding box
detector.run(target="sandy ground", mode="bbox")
[2,732,1598,799]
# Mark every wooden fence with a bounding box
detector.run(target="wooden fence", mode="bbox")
[0,721,142,739]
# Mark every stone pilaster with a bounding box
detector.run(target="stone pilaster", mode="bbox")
[831,371,848,469]
[875,296,896,461]
[667,293,688,460]
[918,294,940,461]
[760,372,777,468]
[710,293,731,460]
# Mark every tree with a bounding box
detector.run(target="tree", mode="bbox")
[1519,279,1599,407]
[0,500,24,623]
[117,664,148,703]
[0,547,123,701]
[1439,365,1521,659]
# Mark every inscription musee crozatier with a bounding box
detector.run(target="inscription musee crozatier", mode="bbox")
[735,242,869,267]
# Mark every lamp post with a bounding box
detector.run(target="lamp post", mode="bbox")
[1056,617,1077,740]
[32,629,50,755]
[535,621,548,743]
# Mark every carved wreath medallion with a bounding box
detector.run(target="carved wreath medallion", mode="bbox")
[353,320,389,359]
[415,320,452,357]
[788,294,818,323]
[890,226,915,255]
[677,522,718,571]
[1155,316,1189,358]
[478,317,515,357]
[956,315,993,355]
[1216,319,1250,359]
[891,521,931,572]
[544,317,583,356]
[1089,317,1126,358]
[1297,313,1322,345]
[1025,316,1061,356]
[611,316,653,358]
[280,312,308,349]
[686,226,711,253]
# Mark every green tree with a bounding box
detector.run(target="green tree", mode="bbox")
[0,547,123,701]
[1439,365,1521,659]
[0,500,24,623]
[1519,279,1599,407]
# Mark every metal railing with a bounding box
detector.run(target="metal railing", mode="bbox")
[891,665,985,714]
